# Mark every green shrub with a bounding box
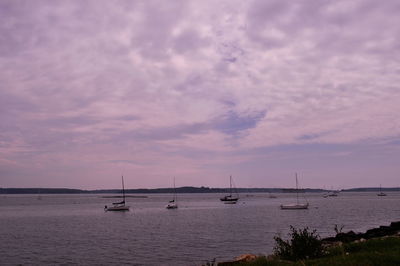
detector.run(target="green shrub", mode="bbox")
[273,226,324,261]
[334,224,344,234]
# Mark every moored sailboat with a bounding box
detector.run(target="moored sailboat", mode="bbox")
[104,176,130,211]
[166,178,178,209]
[377,185,387,196]
[220,175,239,204]
[280,173,308,210]
[323,190,339,198]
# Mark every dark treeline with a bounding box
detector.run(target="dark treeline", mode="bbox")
[1,187,399,194]
[0,187,322,194]
[342,187,400,192]
[0,188,83,194]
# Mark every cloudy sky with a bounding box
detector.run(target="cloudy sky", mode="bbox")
[1,0,399,189]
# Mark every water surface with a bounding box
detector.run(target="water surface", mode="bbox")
[0,192,399,265]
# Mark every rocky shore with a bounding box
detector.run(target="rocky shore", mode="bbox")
[215,221,400,265]
[322,221,400,243]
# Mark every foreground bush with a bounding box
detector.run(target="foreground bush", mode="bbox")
[236,237,400,265]
[273,226,323,261]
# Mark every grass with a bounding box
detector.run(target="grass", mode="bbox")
[234,236,400,266]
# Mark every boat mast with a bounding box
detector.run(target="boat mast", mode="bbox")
[230,175,232,196]
[122,175,126,205]
[295,173,299,204]
[174,177,177,202]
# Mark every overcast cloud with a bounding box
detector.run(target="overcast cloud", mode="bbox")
[1,0,399,189]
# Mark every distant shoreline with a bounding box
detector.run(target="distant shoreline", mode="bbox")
[1,186,399,194]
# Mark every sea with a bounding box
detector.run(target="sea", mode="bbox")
[0,192,399,265]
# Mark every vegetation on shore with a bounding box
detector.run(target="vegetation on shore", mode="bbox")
[273,226,323,261]
[234,236,400,265]
[217,223,400,266]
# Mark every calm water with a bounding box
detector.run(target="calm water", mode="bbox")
[0,192,399,265]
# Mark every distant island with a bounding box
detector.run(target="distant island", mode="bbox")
[0,186,399,194]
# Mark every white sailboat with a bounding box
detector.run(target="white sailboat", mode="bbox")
[323,190,339,198]
[104,176,130,211]
[377,185,387,196]
[280,173,309,210]
[166,178,178,209]
[220,175,239,204]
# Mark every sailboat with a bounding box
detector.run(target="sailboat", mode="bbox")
[220,175,239,204]
[377,185,387,196]
[104,176,130,211]
[280,173,309,210]
[323,190,339,198]
[166,178,178,209]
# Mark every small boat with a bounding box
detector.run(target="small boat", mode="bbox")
[166,178,178,209]
[105,176,130,211]
[323,190,339,198]
[377,185,387,196]
[280,173,309,210]
[268,192,277,198]
[220,175,239,204]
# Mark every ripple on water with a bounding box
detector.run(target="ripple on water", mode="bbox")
[0,192,399,265]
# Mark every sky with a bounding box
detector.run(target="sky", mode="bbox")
[1,0,400,189]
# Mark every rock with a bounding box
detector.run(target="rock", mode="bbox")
[365,228,382,238]
[217,254,258,266]
[218,220,400,266]
[335,231,362,242]
[322,240,343,249]
[322,236,337,242]
[235,254,258,262]
[381,225,397,234]
[364,225,398,239]
[321,221,400,244]
[331,241,343,247]
[390,221,400,230]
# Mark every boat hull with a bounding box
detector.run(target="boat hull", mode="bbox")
[105,205,130,211]
[220,176,240,204]
[105,176,129,212]
[220,196,239,202]
[166,203,178,209]
[280,204,309,210]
